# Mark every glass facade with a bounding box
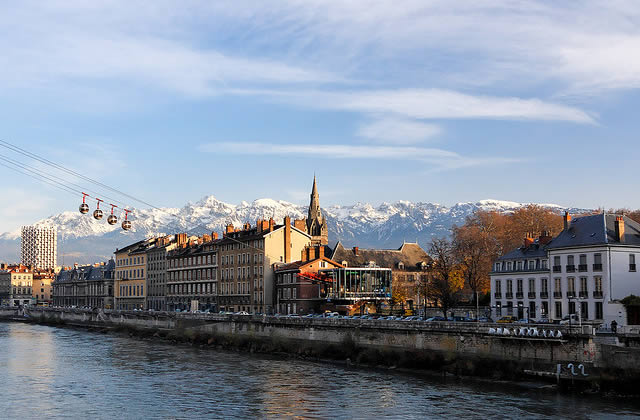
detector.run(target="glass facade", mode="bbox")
[319,267,392,302]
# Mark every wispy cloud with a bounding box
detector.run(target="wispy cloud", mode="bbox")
[199,141,519,170]
[357,118,442,144]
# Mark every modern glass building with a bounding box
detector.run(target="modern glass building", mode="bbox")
[319,267,392,302]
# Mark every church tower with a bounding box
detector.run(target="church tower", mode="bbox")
[306,176,328,245]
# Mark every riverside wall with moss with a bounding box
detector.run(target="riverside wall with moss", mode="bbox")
[3,307,640,392]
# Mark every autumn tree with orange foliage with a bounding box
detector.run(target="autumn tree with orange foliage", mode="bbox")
[452,205,564,308]
[426,238,465,318]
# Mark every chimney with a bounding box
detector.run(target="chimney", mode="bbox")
[318,245,324,259]
[615,216,625,243]
[256,219,263,233]
[284,216,291,263]
[353,246,359,256]
[523,232,534,248]
[538,231,553,245]
[176,233,187,246]
[225,223,234,235]
[294,218,306,231]
[269,218,275,232]
[563,212,572,230]
[243,222,251,231]
[301,248,307,261]
[211,232,219,240]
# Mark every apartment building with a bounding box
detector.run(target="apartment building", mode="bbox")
[114,239,153,310]
[491,213,640,326]
[53,261,115,308]
[21,225,57,270]
[217,216,311,314]
[166,233,219,312]
[0,264,34,306]
[146,235,178,311]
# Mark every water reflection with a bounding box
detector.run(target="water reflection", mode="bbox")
[0,322,639,419]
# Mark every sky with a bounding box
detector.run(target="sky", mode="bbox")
[1,0,640,233]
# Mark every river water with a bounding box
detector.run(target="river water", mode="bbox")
[0,322,638,419]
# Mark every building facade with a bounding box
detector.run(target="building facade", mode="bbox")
[114,240,152,310]
[166,234,219,312]
[274,245,343,315]
[21,225,57,270]
[331,242,431,311]
[53,261,115,308]
[0,264,34,306]
[146,235,178,311]
[217,216,311,314]
[32,269,55,305]
[491,213,640,326]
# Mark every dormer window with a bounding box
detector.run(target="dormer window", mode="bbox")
[342,261,348,267]
[398,262,405,270]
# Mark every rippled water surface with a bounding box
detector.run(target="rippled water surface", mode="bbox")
[1,322,639,419]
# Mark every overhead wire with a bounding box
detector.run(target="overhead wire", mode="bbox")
[0,139,280,254]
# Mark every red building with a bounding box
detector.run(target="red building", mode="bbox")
[274,245,342,315]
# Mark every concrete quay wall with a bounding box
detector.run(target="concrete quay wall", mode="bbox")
[5,307,640,390]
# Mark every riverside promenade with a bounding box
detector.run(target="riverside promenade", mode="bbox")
[3,306,640,392]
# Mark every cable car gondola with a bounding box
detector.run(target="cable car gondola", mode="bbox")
[79,192,89,214]
[107,204,118,225]
[122,209,132,231]
[93,198,104,220]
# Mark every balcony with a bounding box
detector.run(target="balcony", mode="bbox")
[579,291,589,298]
[630,264,637,272]
[494,292,502,299]
[578,264,588,272]
[516,292,524,299]
[566,291,576,298]
[540,292,549,299]
[553,265,562,273]
[528,292,536,299]
[505,292,513,299]
[566,265,576,273]
[593,263,603,272]
[593,291,603,299]
[553,291,562,298]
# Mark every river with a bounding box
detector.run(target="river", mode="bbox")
[0,322,638,419]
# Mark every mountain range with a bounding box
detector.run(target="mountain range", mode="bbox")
[0,196,589,265]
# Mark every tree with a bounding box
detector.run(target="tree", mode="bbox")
[452,224,493,318]
[425,238,464,318]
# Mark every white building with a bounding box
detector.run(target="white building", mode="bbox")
[490,213,640,326]
[21,225,57,270]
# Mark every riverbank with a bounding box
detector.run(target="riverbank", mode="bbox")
[5,306,640,394]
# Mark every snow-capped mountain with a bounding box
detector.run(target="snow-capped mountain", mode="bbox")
[0,196,587,265]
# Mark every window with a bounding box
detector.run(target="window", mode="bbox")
[594,276,602,293]
[568,301,576,315]
[528,278,535,295]
[553,256,561,272]
[579,254,587,272]
[593,253,602,271]
[506,279,513,296]
[567,277,575,295]
[566,255,575,272]
[630,254,636,272]
[495,280,501,293]
[581,301,588,319]
[516,279,523,294]
[555,301,562,319]
[540,278,548,293]
[517,261,523,271]
[495,263,501,272]
[506,262,512,271]
[595,302,603,319]
[528,261,535,270]
[554,278,562,298]
[580,277,588,296]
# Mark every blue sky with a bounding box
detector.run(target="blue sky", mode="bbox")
[1,1,640,233]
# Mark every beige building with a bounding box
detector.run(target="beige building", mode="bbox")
[217,216,311,314]
[146,235,179,311]
[32,269,54,305]
[53,261,115,308]
[0,264,35,306]
[114,239,152,310]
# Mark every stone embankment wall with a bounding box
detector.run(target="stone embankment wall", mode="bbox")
[3,307,640,391]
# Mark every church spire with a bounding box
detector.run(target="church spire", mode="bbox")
[306,175,328,245]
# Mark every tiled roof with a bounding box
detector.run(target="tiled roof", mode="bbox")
[330,242,431,270]
[498,243,547,261]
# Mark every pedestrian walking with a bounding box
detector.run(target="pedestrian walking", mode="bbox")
[611,319,618,334]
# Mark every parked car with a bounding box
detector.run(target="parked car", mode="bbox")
[497,316,518,323]
[477,316,494,323]
[559,314,580,325]
[425,316,447,322]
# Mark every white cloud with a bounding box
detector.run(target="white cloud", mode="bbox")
[357,118,442,144]
[234,88,595,124]
[199,141,519,170]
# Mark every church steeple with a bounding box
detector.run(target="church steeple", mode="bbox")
[306,175,328,245]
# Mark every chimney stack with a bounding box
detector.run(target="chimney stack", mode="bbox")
[294,218,307,231]
[523,232,534,248]
[225,223,234,235]
[538,231,553,245]
[563,212,572,230]
[353,246,359,256]
[243,222,251,231]
[615,216,625,243]
[284,216,291,263]
[318,245,324,259]
[212,232,219,240]
[269,218,275,232]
